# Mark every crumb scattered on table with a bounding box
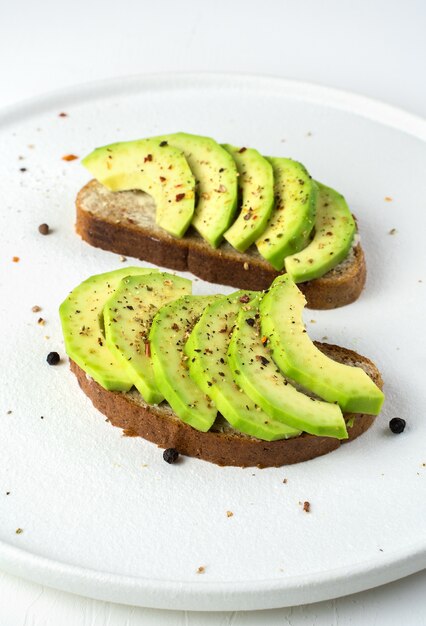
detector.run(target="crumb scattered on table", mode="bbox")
[58,112,68,117]
[196,566,205,574]
[12,256,20,263]
[384,196,393,202]
[226,511,233,518]
[37,318,46,326]
[6,410,12,415]
[15,528,23,535]
[62,154,79,162]
[388,228,397,235]
[302,501,310,513]
[282,478,288,484]
[32,305,42,313]
[120,255,127,262]
[310,319,316,323]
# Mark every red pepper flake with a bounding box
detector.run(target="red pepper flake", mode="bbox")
[12,256,20,263]
[62,154,78,162]
[238,147,247,153]
[58,112,68,117]
[144,154,153,163]
[176,193,186,202]
[261,336,268,345]
[145,341,151,357]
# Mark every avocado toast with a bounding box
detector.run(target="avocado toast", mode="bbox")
[76,133,366,309]
[60,269,384,467]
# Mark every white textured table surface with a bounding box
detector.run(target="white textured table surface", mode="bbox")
[0,1,424,624]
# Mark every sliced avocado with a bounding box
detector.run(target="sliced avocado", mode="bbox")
[155,132,238,248]
[256,158,317,270]
[149,294,220,431]
[59,267,157,391]
[227,293,347,439]
[184,293,300,441]
[103,272,192,404]
[82,139,195,238]
[260,274,385,414]
[285,182,356,282]
[222,144,274,252]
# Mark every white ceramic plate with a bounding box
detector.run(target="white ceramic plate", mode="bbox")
[0,74,425,611]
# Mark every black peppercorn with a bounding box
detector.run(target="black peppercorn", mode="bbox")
[389,418,406,434]
[38,223,50,235]
[245,318,255,327]
[163,448,179,464]
[46,352,60,365]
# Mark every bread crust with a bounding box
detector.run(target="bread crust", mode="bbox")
[75,180,366,309]
[69,342,383,468]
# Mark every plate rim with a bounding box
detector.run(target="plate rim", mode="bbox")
[0,72,425,610]
[0,536,425,610]
[0,71,425,139]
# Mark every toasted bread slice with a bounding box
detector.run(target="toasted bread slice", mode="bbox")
[76,180,366,309]
[70,342,383,468]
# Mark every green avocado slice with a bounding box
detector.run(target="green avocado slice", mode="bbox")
[227,293,347,439]
[103,272,192,404]
[256,158,317,270]
[149,294,220,431]
[82,139,195,238]
[221,144,274,252]
[285,182,356,282]
[184,293,301,441]
[260,275,385,414]
[155,132,238,248]
[59,267,157,391]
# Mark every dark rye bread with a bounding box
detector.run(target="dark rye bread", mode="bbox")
[70,342,383,468]
[76,180,367,309]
